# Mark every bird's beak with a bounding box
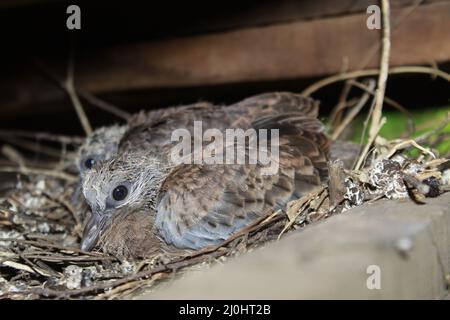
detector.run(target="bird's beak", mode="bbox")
[80,209,111,252]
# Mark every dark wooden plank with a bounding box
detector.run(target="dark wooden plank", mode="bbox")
[1,1,450,117]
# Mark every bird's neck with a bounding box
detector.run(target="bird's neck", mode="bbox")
[142,155,173,211]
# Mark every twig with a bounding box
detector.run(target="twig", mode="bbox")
[415,112,450,143]
[347,80,415,136]
[301,66,450,97]
[65,49,93,136]
[0,166,78,182]
[354,0,391,170]
[348,80,409,116]
[355,0,424,70]
[41,192,83,238]
[0,135,75,160]
[80,91,131,121]
[385,139,436,159]
[354,117,387,169]
[23,249,224,299]
[329,75,354,128]
[3,239,89,254]
[1,145,26,169]
[429,132,450,149]
[278,187,327,239]
[32,58,131,121]
[331,80,375,140]
[95,273,168,300]
[20,254,113,262]
[0,130,83,145]
[369,0,391,138]
[329,0,423,130]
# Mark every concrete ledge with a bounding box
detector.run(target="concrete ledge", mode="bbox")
[141,193,450,299]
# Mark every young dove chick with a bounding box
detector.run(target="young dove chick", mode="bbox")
[80,92,330,259]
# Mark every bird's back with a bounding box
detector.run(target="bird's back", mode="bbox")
[118,92,320,155]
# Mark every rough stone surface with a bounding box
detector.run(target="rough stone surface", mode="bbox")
[140,193,450,299]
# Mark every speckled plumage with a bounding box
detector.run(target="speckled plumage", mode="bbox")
[80,92,330,259]
[76,102,215,177]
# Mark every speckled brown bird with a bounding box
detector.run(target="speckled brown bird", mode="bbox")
[80,92,330,259]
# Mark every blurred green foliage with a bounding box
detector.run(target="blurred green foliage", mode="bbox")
[327,105,450,155]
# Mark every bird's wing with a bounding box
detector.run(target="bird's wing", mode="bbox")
[119,102,233,154]
[119,103,227,153]
[226,92,319,128]
[127,101,214,127]
[119,92,319,155]
[155,112,329,249]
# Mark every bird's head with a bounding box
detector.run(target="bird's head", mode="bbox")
[80,151,168,252]
[77,125,127,178]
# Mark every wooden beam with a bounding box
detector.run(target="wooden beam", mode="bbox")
[2,1,450,116]
[77,1,450,91]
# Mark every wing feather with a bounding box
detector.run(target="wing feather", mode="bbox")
[155,111,330,249]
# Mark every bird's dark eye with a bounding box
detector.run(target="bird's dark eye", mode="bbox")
[112,185,128,201]
[84,158,95,169]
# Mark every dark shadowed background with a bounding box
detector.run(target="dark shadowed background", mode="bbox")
[0,0,449,135]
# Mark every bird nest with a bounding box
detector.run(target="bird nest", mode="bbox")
[0,129,449,299]
[1,59,450,300]
[0,158,303,299]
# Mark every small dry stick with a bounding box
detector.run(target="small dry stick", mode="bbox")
[0,135,74,159]
[33,58,131,120]
[278,187,326,239]
[348,80,415,136]
[65,51,93,136]
[329,77,354,128]
[1,145,26,169]
[80,90,131,121]
[301,66,450,97]
[354,0,391,170]
[331,80,375,140]
[0,166,78,182]
[385,139,436,159]
[355,117,387,169]
[415,112,450,143]
[0,130,84,145]
[353,0,424,70]
[348,80,410,116]
[368,0,391,139]
[330,0,423,127]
